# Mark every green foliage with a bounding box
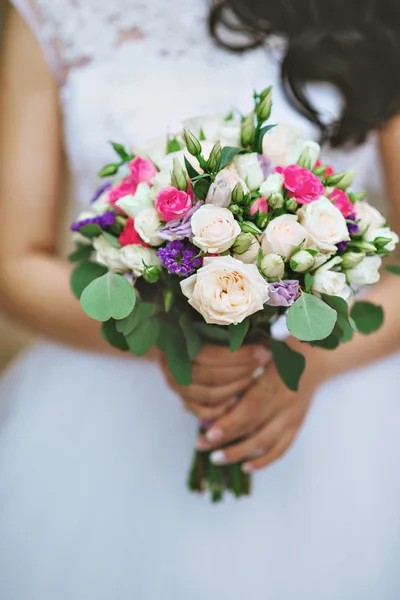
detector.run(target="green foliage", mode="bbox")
[254,124,276,154]
[70,261,107,299]
[98,163,120,178]
[102,232,121,248]
[286,293,337,342]
[101,320,129,351]
[78,224,103,239]
[110,141,131,161]
[385,264,400,276]
[304,273,315,293]
[350,301,384,335]
[270,338,306,391]
[80,272,136,322]
[217,147,247,171]
[163,322,192,386]
[194,322,230,345]
[167,136,182,154]
[228,318,250,353]
[179,313,203,361]
[68,244,93,263]
[116,302,157,336]
[125,317,160,357]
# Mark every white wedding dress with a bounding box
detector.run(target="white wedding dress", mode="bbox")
[1,1,400,598]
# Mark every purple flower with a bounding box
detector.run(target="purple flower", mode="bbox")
[157,240,202,277]
[267,280,300,308]
[159,202,203,242]
[258,154,272,178]
[71,210,116,232]
[91,182,112,203]
[337,213,360,252]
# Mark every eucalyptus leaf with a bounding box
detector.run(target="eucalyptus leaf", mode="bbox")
[165,324,192,386]
[321,294,349,321]
[126,317,160,357]
[79,224,103,239]
[103,231,122,248]
[68,244,93,263]
[270,338,306,391]
[304,273,314,294]
[70,261,108,299]
[385,264,400,276]
[228,318,250,352]
[286,293,337,342]
[311,323,343,350]
[337,314,354,343]
[194,322,230,345]
[350,301,384,335]
[116,302,157,336]
[101,320,129,351]
[179,313,203,360]
[80,272,136,322]
[217,147,247,171]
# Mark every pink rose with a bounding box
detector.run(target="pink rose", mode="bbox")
[278,164,324,205]
[108,179,137,207]
[118,218,149,247]
[250,197,269,216]
[128,157,158,186]
[155,186,193,222]
[329,189,354,218]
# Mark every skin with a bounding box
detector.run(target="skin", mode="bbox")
[1,9,400,473]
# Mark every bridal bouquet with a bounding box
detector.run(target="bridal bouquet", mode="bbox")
[70,87,399,502]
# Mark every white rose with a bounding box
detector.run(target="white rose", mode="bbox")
[120,245,161,278]
[286,140,321,168]
[260,254,285,279]
[262,123,303,165]
[134,207,163,247]
[261,214,310,261]
[346,256,382,287]
[354,201,386,232]
[234,237,260,264]
[191,205,241,254]
[234,153,265,191]
[364,227,399,252]
[180,256,269,326]
[93,236,125,271]
[115,183,154,219]
[298,197,350,252]
[312,257,352,301]
[206,167,249,208]
[151,169,172,193]
[259,173,284,197]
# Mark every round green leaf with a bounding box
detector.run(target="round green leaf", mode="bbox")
[101,320,129,351]
[70,261,108,299]
[350,301,384,335]
[126,317,160,357]
[286,293,337,342]
[228,318,250,353]
[80,272,136,322]
[270,338,305,391]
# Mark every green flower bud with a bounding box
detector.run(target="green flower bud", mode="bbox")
[259,86,273,102]
[268,192,284,210]
[206,141,222,172]
[326,169,355,191]
[171,158,188,191]
[348,191,367,203]
[241,221,262,235]
[143,266,160,284]
[232,232,253,255]
[290,250,315,273]
[348,240,377,254]
[286,197,298,213]
[163,289,174,313]
[297,148,313,170]
[229,204,242,216]
[256,92,273,122]
[256,213,269,230]
[260,254,285,279]
[232,182,245,204]
[341,252,366,270]
[183,128,202,157]
[240,112,256,147]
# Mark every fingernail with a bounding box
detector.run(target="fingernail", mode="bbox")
[210,451,227,465]
[253,347,271,366]
[206,428,223,443]
[252,366,265,380]
[197,439,209,451]
[242,462,254,473]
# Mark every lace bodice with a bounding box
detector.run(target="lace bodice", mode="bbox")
[12,0,384,212]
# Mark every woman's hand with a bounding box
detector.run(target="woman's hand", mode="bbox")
[160,344,272,421]
[197,361,319,472]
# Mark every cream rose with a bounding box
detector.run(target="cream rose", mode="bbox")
[134,207,163,247]
[346,256,382,287]
[262,123,303,165]
[180,256,269,326]
[234,153,265,191]
[260,214,310,261]
[298,197,350,252]
[364,227,399,252]
[191,205,241,254]
[312,257,352,301]
[116,183,154,218]
[93,236,125,271]
[259,173,284,197]
[354,201,386,232]
[120,245,161,278]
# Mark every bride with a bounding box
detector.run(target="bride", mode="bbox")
[1,0,400,598]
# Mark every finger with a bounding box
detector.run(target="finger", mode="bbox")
[194,344,271,367]
[242,430,297,473]
[192,362,263,387]
[178,376,253,407]
[183,400,234,421]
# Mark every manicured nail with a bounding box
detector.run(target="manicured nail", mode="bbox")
[197,439,209,451]
[210,451,226,465]
[242,462,254,473]
[252,366,265,380]
[206,428,223,443]
[252,347,271,366]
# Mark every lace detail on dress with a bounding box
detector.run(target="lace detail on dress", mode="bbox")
[11,0,213,83]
